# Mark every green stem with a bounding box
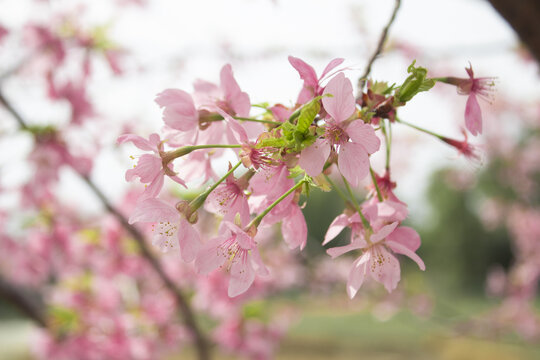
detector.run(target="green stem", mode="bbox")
[369,167,384,202]
[382,119,392,171]
[165,144,242,163]
[233,116,282,125]
[201,114,281,126]
[395,118,444,140]
[341,175,371,230]
[189,161,242,211]
[248,179,305,228]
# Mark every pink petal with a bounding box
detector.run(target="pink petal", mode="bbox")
[376,201,408,222]
[250,247,269,276]
[326,239,364,259]
[140,171,165,199]
[346,121,380,154]
[178,218,201,263]
[347,252,370,298]
[282,205,307,250]
[228,256,255,297]
[386,240,425,271]
[320,58,345,80]
[322,73,356,123]
[338,142,369,187]
[298,138,330,177]
[117,134,157,152]
[270,104,293,122]
[216,108,248,144]
[220,64,251,117]
[156,90,199,132]
[369,246,400,293]
[195,236,229,275]
[386,226,421,252]
[465,94,482,136]
[128,198,178,225]
[125,154,161,183]
[370,222,399,243]
[288,56,318,88]
[323,214,349,245]
[155,89,191,108]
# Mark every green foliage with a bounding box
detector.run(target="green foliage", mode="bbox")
[395,60,435,103]
[418,169,512,293]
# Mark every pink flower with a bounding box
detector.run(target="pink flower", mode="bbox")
[441,130,480,161]
[249,164,307,250]
[155,89,199,134]
[194,64,251,117]
[0,25,8,44]
[128,198,201,262]
[326,217,425,297]
[204,170,250,226]
[47,77,94,125]
[118,133,186,199]
[298,73,380,186]
[195,221,269,297]
[288,56,344,104]
[448,64,495,136]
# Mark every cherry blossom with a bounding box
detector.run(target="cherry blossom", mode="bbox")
[298,73,380,186]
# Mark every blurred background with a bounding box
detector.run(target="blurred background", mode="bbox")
[0,0,539,359]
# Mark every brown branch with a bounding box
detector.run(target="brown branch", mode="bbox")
[0,89,211,360]
[357,0,401,95]
[0,277,47,328]
[487,0,540,63]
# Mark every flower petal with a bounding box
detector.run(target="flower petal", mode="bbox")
[386,239,425,271]
[320,58,345,80]
[465,94,482,136]
[338,142,369,187]
[347,121,380,154]
[282,205,307,250]
[228,256,255,297]
[323,214,349,245]
[369,246,400,293]
[178,218,201,263]
[322,73,355,123]
[128,198,178,224]
[298,138,330,178]
[347,252,370,299]
[288,56,318,88]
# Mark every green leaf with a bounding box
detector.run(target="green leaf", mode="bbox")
[396,60,435,103]
[297,99,320,134]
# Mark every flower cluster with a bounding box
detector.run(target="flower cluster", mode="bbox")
[120,57,489,299]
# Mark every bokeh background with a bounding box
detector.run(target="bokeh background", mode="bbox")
[0,0,539,359]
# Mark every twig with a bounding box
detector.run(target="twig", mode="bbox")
[0,277,47,328]
[0,92,29,130]
[0,88,211,360]
[81,176,210,360]
[357,0,402,94]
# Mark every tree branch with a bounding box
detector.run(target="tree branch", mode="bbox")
[0,89,210,360]
[487,0,540,63]
[357,0,401,95]
[0,277,47,328]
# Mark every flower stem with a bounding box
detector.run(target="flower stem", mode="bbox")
[248,179,305,229]
[395,117,444,140]
[189,161,242,211]
[370,167,384,202]
[164,144,242,163]
[341,175,372,230]
[233,116,282,125]
[382,119,392,171]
